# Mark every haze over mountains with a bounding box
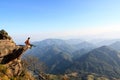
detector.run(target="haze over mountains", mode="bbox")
[25,38,120,79]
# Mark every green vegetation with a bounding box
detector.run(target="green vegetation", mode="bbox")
[0,64,7,74]
[10,71,35,80]
[0,64,35,80]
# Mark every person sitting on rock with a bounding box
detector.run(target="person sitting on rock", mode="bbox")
[25,37,31,48]
[25,37,36,49]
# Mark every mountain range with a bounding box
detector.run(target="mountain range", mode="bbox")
[25,39,120,79]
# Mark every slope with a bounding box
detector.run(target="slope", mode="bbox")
[69,46,120,78]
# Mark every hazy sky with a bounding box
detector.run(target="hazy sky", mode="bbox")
[0,0,120,43]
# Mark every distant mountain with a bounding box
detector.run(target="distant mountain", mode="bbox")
[25,39,75,74]
[25,39,120,78]
[94,39,120,47]
[65,39,84,45]
[25,39,96,74]
[26,39,96,57]
[68,46,120,78]
[71,41,96,59]
[74,41,96,50]
[45,52,72,74]
[109,41,120,51]
[72,48,92,59]
[26,39,74,57]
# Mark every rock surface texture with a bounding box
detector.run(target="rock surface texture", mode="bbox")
[0,29,34,80]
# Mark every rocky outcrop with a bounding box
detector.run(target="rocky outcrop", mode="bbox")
[0,29,12,40]
[0,29,34,79]
[0,40,28,64]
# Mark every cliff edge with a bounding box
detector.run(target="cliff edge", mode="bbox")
[0,29,34,80]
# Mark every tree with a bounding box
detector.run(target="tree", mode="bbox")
[22,55,47,75]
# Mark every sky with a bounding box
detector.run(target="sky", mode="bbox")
[0,0,120,43]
